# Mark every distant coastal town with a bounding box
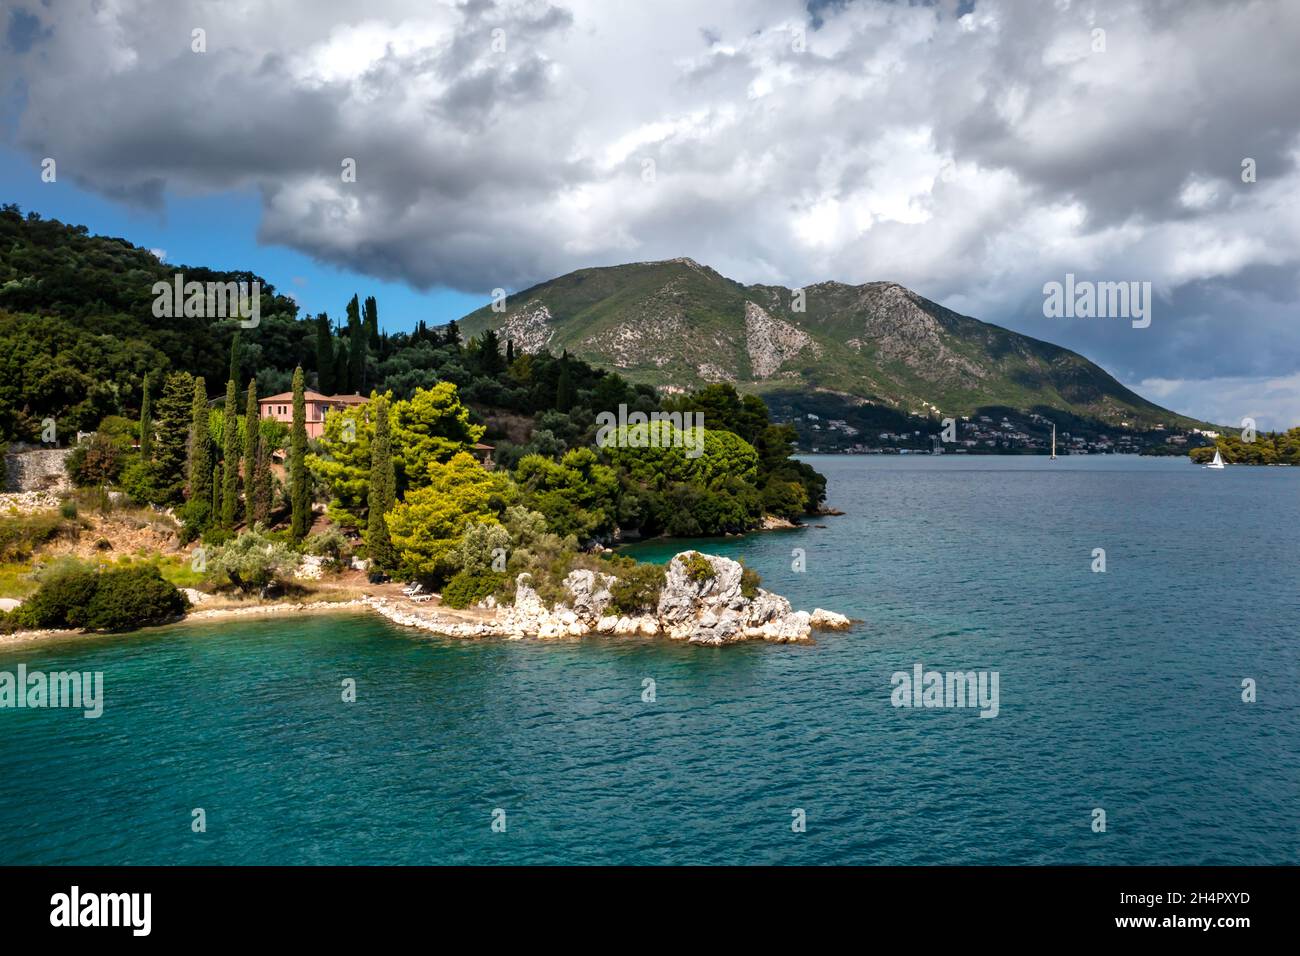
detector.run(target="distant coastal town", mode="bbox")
[790,409,1222,456]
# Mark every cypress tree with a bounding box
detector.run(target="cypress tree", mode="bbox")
[480,328,503,375]
[333,339,349,395]
[189,377,212,526]
[155,372,194,504]
[347,294,365,392]
[444,319,461,348]
[367,395,397,573]
[243,379,258,527]
[315,313,335,394]
[138,374,154,460]
[221,378,239,529]
[290,366,309,541]
[211,463,220,519]
[555,353,573,412]
[253,436,273,527]
[363,295,380,351]
[229,331,242,390]
[506,338,515,365]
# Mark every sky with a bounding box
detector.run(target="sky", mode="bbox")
[2,0,1298,428]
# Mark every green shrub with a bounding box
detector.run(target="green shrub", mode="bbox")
[15,560,100,629]
[740,562,761,599]
[441,568,508,609]
[4,560,187,632]
[205,528,299,595]
[59,499,78,520]
[0,511,68,561]
[66,432,126,487]
[119,458,167,506]
[681,552,715,584]
[608,562,665,615]
[761,478,808,520]
[83,565,188,631]
[304,528,350,570]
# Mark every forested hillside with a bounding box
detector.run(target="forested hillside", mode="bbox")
[0,207,825,555]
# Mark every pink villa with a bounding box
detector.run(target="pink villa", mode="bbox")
[258,391,368,439]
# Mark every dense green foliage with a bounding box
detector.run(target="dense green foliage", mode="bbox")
[440,568,509,609]
[0,205,306,442]
[1189,428,1300,465]
[385,452,515,579]
[606,561,665,615]
[681,552,716,584]
[84,565,190,631]
[3,207,828,607]
[206,528,299,596]
[366,394,397,572]
[1,560,186,633]
[515,447,620,541]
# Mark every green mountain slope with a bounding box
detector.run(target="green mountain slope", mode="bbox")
[460,258,1203,430]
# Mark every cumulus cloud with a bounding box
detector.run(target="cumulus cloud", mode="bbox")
[2,0,1298,423]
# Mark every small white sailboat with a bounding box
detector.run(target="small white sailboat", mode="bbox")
[1205,449,1225,470]
[1049,424,1057,460]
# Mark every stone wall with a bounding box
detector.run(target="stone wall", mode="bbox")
[2,443,73,493]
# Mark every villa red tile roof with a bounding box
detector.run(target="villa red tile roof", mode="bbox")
[258,391,368,404]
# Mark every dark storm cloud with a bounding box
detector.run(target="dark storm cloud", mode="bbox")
[1,0,1297,423]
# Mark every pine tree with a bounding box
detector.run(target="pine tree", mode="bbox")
[367,394,397,573]
[138,374,154,460]
[189,377,212,526]
[243,379,258,527]
[315,313,335,394]
[444,320,461,348]
[506,338,515,365]
[290,366,309,541]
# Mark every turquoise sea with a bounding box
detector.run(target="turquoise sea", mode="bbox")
[1,454,1297,865]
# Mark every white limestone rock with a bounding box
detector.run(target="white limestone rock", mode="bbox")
[810,608,852,630]
[563,568,616,624]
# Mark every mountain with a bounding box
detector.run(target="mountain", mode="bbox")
[459,257,1205,432]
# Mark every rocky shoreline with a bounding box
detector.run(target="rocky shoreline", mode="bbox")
[4,552,850,647]
[369,551,851,645]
